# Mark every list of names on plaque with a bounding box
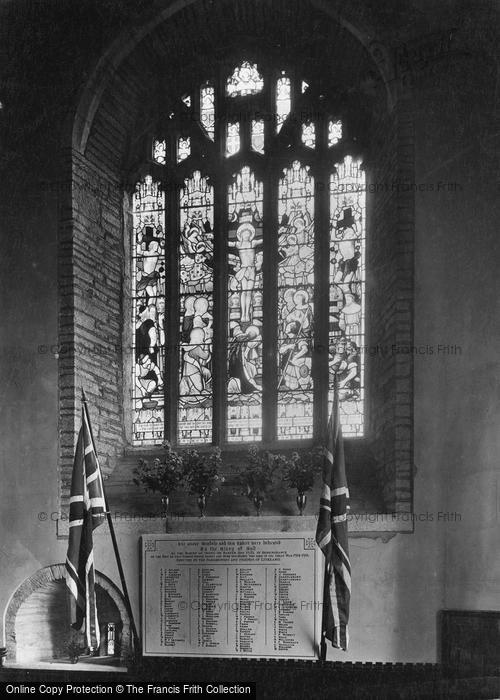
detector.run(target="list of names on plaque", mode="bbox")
[142,533,320,658]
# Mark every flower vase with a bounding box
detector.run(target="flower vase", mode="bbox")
[296,492,307,516]
[253,496,263,516]
[197,494,206,517]
[161,495,170,518]
[161,495,170,532]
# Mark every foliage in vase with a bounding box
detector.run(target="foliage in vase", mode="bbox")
[67,639,85,662]
[133,441,184,496]
[236,446,285,502]
[282,448,323,494]
[183,446,224,497]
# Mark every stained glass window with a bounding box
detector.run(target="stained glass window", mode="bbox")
[200,83,215,140]
[277,162,315,439]
[153,139,166,165]
[178,171,214,443]
[226,61,264,97]
[132,176,166,445]
[251,119,264,154]
[177,137,191,163]
[329,120,342,147]
[329,156,365,436]
[276,75,291,133]
[301,122,315,149]
[226,122,240,157]
[227,167,264,441]
[132,64,365,447]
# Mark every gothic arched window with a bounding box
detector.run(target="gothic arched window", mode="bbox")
[131,60,366,447]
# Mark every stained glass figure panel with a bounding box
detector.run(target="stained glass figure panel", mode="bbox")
[226,61,264,97]
[227,167,264,441]
[329,156,365,436]
[251,119,264,154]
[177,137,191,163]
[276,75,291,133]
[178,171,215,443]
[153,139,166,165]
[132,176,166,445]
[329,120,342,147]
[178,296,213,444]
[200,83,215,140]
[277,161,315,439]
[226,122,240,157]
[301,122,315,148]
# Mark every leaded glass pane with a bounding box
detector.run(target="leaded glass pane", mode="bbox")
[227,167,264,441]
[132,176,166,445]
[178,171,214,443]
[328,120,342,147]
[200,83,215,140]
[226,61,264,97]
[301,80,309,93]
[276,75,291,133]
[177,136,191,163]
[251,119,264,154]
[153,139,166,165]
[277,161,315,440]
[329,156,365,436]
[182,94,191,107]
[301,122,315,148]
[226,122,240,157]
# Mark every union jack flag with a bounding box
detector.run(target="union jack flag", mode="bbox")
[316,390,351,652]
[65,402,106,651]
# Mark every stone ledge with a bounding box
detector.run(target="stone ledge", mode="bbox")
[56,514,413,540]
[4,661,128,673]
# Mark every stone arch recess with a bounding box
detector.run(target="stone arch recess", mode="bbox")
[3,564,131,662]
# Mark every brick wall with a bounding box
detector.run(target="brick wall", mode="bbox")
[58,52,146,505]
[367,92,414,512]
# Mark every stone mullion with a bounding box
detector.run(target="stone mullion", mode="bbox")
[213,68,228,445]
[165,147,180,443]
[313,121,331,443]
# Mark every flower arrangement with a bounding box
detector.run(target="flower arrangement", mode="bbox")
[281,447,323,515]
[183,446,224,498]
[134,443,225,517]
[236,446,285,514]
[282,448,323,494]
[133,441,184,496]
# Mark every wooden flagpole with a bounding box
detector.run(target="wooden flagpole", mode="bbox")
[81,389,141,657]
[320,566,329,661]
[319,380,338,662]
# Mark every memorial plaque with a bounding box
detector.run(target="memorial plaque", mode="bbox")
[142,533,322,659]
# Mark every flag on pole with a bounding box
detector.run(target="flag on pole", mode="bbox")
[65,401,106,651]
[316,388,351,652]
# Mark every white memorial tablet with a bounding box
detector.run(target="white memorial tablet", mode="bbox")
[141,533,322,659]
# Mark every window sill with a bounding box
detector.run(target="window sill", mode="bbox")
[123,436,367,456]
[56,513,413,540]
